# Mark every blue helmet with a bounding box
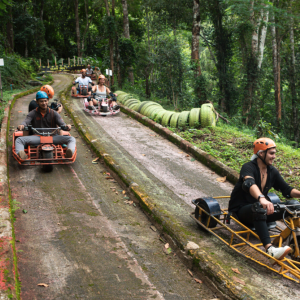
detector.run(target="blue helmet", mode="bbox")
[36,91,48,100]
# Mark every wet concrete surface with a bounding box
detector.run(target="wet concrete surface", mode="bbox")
[66,82,300,299]
[8,75,219,299]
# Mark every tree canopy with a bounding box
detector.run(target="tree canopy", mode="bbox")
[1,0,300,146]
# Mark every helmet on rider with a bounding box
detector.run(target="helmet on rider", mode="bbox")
[253,138,276,165]
[81,69,86,73]
[36,91,49,100]
[40,85,54,99]
[98,74,106,80]
[253,138,276,154]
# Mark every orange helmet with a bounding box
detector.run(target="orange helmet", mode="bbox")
[253,138,276,154]
[81,69,86,73]
[40,85,54,99]
[98,74,106,80]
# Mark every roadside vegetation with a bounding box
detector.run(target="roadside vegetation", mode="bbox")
[0,53,52,126]
[170,121,300,193]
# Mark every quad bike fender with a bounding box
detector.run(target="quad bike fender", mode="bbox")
[14,131,23,137]
[40,136,53,144]
[192,197,222,216]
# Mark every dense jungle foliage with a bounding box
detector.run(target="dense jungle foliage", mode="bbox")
[1,0,300,147]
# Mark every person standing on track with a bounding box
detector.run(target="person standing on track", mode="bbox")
[87,75,119,111]
[228,138,300,260]
[16,91,76,160]
[28,85,63,114]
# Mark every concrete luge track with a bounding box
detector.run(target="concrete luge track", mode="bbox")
[8,75,219,299]
[61,75,300,300]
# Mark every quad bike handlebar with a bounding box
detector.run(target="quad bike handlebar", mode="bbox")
[252,201,300,232]
[22,125,70,135]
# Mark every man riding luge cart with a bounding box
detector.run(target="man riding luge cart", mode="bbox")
[86,64,96,80]
[71,69,94,97]
[13,91,77,171]
[191,138,300,282]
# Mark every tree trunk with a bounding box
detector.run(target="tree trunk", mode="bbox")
[289,15,298,145]
[242,2,269,125]
[121,0,134,84]
[258,8,269,69]
[271,12,281,126]
[191,0,201,77]
[104,0,114,86]
[6,5,14,53]
[115,35,122,88]
[74,0,81,57]
[25,40,28,58]
[40,0,44,21]
[121,0,130,38]
[81,0,89,53]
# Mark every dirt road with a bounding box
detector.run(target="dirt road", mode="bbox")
[8,75,220,299]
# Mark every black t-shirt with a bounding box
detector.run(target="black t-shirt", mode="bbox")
[228,159,293,212]
[28,100,39,112]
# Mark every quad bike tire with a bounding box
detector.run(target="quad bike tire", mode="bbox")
[200,104,216,128]
[42,151,53,172]
[194,199,219,229]
[289,235,300,261]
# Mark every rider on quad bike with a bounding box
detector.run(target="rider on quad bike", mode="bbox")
[16,91,76,160]
[72,69,94,96]
[229,138,300,260]
[28,85,63,114]
[86,64,93,77]
[87,75,119,111]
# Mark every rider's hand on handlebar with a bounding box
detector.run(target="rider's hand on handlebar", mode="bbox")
[66,124,72,131]
[259,197,274,215]
[17,125,25,131]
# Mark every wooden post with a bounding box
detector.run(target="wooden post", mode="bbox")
[74,56,75,66]
[80,57,82,64]
[62,59,64,66]
[55,56,56,67]
[47,59,49,68]
[77,57,79,65]
[39,59,41,67]
[68,58,70,66]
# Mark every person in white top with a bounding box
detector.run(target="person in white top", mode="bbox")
[71,69,94,95]
[86,64,93,77]
[87,75,119,111]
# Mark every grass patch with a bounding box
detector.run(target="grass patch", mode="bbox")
[170,123,300,198]
[0,74,53,126]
